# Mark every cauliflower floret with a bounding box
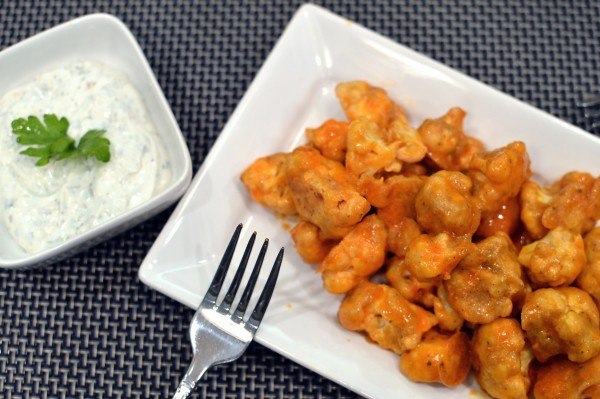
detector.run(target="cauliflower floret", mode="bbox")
[376,175,425,225]
[418,107,484,171]
[400,162,428,177]
[404,233,473,281]
[471,318,534,399]
[335,81,402,127]
[519,180,553,240]
[518,227,586,287]
[543,172,600,235]
[444,233,525,324]
[386,217,422,258]
[345,118,401,176]
[521,287,600,363]
[319,215,387,294]
[468,141,531,214]
[385,256,436,308]
[476,196,520,238]
[338,281,437,355]
[433,284,464,331]
[577,228,600,306]
[415,171,481,236]
[400,330,471,387]
[287,146,371,239]
[533,354,600,399]
[241,153,297,215]
[305,119,349,162]
[386,113,427,163]
[521,172,600,239]
[290,221,336,264]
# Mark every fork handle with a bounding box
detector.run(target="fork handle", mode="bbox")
[172,354,210,399]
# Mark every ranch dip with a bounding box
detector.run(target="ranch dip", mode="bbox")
[0,61,171,253]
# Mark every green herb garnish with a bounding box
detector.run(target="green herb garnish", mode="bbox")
[11,114,110,166]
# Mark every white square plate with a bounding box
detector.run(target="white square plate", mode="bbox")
[0,14,192,269]
[139,4,600,398]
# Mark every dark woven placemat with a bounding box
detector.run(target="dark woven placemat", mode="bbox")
[1,1,598,398]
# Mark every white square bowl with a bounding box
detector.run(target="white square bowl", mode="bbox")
[0,14,192,269]
[139,4,600,399]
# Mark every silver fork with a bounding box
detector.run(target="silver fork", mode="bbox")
[172,224,284,399]
[577,94,600,133]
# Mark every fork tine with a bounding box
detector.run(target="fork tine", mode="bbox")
[231,239,268,322]
[245,248,284,333]
[577,94,600,108]
[201,223,243,307]
[219,231,257,313]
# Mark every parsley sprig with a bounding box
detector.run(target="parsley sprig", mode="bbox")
[11,114,111,166]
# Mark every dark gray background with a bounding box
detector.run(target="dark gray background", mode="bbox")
[1,1,598,398]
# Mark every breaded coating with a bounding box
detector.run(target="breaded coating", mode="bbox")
[386,114,427,163]
[335,81,401,127]
[338,281,437,355]
[433,284,464,331]
[346,118,400,176]
[386,217,422,258]
[400,330,471,387]
[521,287,600,363]
[518,227,586,287]
[468,141,531,214]
[520,172,600,239]
[376,176,425,225]
[534,353,600,399]
[386,256,436,308]
[305,119,349,162]
[444,233,525,324]
[290,221,336,264]
[476,196,520,238]
[319,215,387,294]
[241,152,297,215]
[400,162,428,177]
[418,107,484,171]
[577,228,600,306]
[543,172,600,235]
[287,146,370,239]
[519,180,553,240]
[471,318,534,399]
[404,233,473,281]
[415,171,481,236]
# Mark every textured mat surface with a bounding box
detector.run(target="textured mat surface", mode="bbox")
[0,1,599,398]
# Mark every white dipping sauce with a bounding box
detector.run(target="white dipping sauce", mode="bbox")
[0,61,171,253]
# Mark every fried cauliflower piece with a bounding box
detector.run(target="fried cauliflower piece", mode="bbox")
[577,228,600,306]
[534,353,600,399]
[375,176,425,225]
[520,172,600,239]
[386,217,422,258]
[415,171,481,236]
[319,215,387,294]
[433,284,464,331]
[477,196,520,238]
[404,233,473,281]
[400,330,471,387]
[287,146,370,239]
[468,141,531,214]
[290,221,336,264]
[335,81,401,127]
[386,256,436,308]
[444,233,525,324]
[305,119,349,162]
[241,152,296,215]
[386,114,427,163]
[345,118,400,176]
[418,107,484,171]
[471,318,534,399]
[521,287,600,363]
[519,180,553,240]
[518,227,586,287]
[338,281,437,355]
